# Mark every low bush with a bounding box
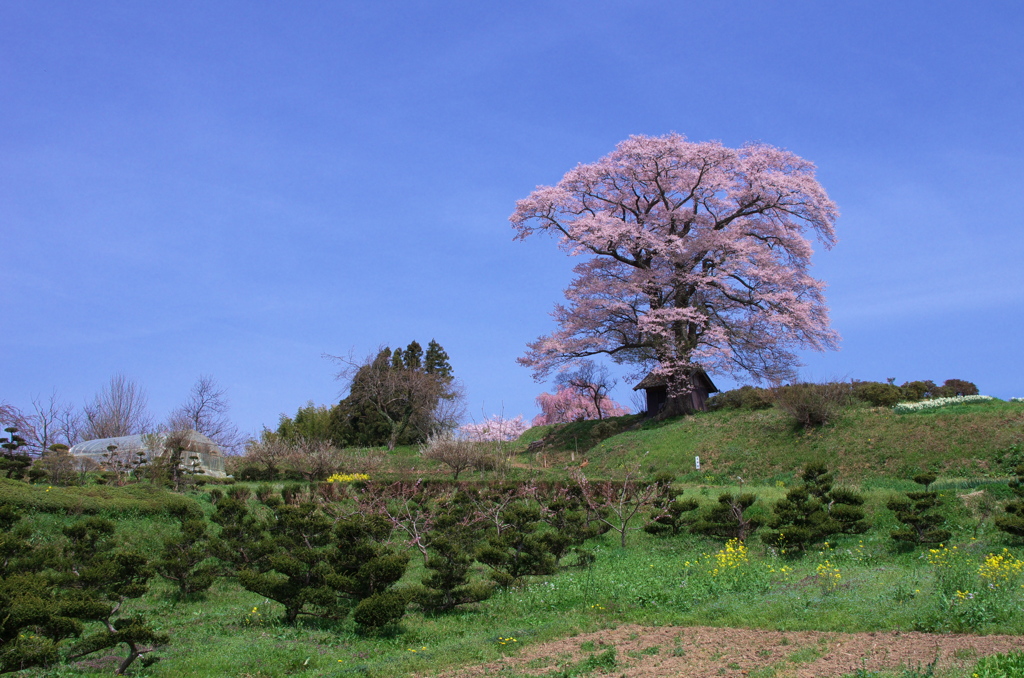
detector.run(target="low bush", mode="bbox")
[851,381,904,408]
[933,378,979,397]
[707,385,774,411]
[771,382,851,428]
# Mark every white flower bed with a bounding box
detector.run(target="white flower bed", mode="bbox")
[893,395,995,413]
[1011,397,1024,403]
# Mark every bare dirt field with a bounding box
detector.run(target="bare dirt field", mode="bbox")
[441,624,1024,677]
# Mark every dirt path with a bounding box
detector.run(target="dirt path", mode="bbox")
[440,624,1024,677]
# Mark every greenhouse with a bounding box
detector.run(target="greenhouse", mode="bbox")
[69,430,227,477]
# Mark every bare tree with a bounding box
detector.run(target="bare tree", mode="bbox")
[558,361,618,420]
[28,391,83,453]
[83,374,153,440]
[572,465,660,548]
[420,432,482,481]
[167,375,244,453]
[0,395,83,456]
[243,433,293,478]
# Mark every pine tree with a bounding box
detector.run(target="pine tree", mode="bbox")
[404,341,423,370]
[412,499,493,613]
[691,493,762,541]
[761,463,868,551]
[424,339,453,380]
[52,518,167,675]
[477,503,558,587]
[888,473,951,545]
[154,514,217,596]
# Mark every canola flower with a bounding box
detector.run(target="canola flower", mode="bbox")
[711,539,749,576]
[978,549,1024,588]
[815,560,841,593]
[326,473,370,483]
[926,544,960,568]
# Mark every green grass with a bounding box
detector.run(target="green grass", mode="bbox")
[0,477,203,517]
[365,400,1024,486]
[12,489,1024,677]
[518,400,1024,483]
[10,400,1024,677]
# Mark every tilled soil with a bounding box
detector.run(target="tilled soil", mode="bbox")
[440,624,1024,677]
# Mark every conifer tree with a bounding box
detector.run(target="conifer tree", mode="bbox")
[691,493,762,541]
[887,473,951,545]
[424,339,452,380]
[412,498,493,613]
[761,463,868,551]
[52,518,167,675]
[477,503,557,587]
[404,341,423,370]
[154,510,217,596]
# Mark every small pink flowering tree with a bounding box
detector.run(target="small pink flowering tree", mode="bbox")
[460,414,530,442]
[512,133,839,415]
[532,386,630,426]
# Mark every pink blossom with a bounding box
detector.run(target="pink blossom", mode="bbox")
[512,133,839,399]
[460,414,530,442]
[532,385,630,426]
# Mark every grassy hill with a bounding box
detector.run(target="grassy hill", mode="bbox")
[512,399,1024,484]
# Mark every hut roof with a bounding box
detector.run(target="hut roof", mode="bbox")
[633,369,719,393]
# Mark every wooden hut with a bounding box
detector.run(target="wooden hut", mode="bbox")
[633,369,719,416]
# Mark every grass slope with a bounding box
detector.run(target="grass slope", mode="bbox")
[524,401,1024,483]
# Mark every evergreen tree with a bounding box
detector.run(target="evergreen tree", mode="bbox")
[424,339,453,380]
[154,513,217,596]
[331,340,458,449]
[51,518,167,675]
[412,498,493,613]
[477,502,558,587]
[235,504,344,624]
[209,495,275,572]
[1,427,31,480]
[404,341,423,371]
[887,473,952,545]
[761,463,868,551]
[691,493,762,541]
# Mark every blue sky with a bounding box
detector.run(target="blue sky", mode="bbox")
[2,1,1022,437]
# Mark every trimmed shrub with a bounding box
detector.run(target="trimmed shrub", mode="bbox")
[761,463,868,551]
[887,473,952,545]
[995,463,1024,540]
[353,590,408,629]
[691,493,762,541]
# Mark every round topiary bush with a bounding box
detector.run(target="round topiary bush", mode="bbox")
[353,590,408,628]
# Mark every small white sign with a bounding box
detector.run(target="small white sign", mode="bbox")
[695,455,701,470]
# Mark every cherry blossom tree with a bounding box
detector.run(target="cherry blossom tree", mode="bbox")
[460,414,530,442]
[512,133,839,414]
[532,385,630,426]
